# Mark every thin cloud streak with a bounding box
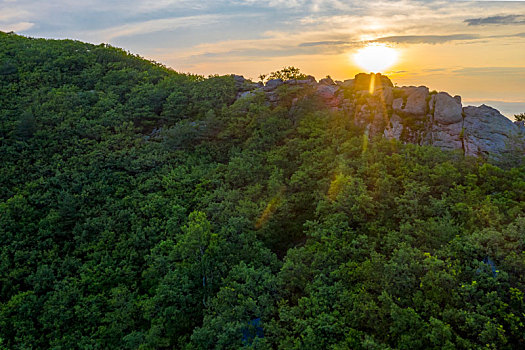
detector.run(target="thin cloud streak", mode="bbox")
[452,67,525,75]
[299,40,350,47]
[87,14,228,41]
[465,14,525,26]
[371,34,480,44]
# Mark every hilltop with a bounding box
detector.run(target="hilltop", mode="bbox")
[1,32,524,349]
[232,72,524,159]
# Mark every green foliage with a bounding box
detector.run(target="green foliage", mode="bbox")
[15,110,37,140]
[514,112,525,122]
[1,32,525,349]
[259,66,308,82]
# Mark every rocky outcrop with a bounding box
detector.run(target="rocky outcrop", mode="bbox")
[394,86,429,117]
[319,77,335,85]
[384,114,403,140]
[233,73,523,158]
[264,79,284,91]
[316,85,340,106]
[354,73,393,91]
[463,105,519,156]
[434,92,463,125]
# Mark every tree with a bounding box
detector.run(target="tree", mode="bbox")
[259,66,308,82]
[514,112,525,122]
[16,110,37,141]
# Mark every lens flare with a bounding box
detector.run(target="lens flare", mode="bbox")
[353,43,398,73]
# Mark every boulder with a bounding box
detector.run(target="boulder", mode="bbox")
[316,85,339,100]
[370,112,387,136]
[432,122,463,150]
[463,105,519,156]
[434,92,463,125]
[237,91,256,99]
[285,76,316,85]
[384,114,403,140]
[354,73,393,91]
[374,86,394,106]
[340,79,354,89]
[403,86,429,116]
[305,75,317,83]
[264,79,284,91]
[232,75,263,92]
[319,77,335,85]
[354,105,371,128]
[232,74,245,85]
[393,98,403,112]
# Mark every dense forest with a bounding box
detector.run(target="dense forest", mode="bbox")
[1,32,524,349]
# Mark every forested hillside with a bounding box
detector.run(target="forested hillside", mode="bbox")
[1,32,524,349]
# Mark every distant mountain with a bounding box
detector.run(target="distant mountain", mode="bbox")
[1,32,524,350]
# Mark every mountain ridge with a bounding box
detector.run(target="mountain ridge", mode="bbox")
[232,72,525,159]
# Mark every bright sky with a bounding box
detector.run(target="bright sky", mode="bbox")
[1,0,525,117]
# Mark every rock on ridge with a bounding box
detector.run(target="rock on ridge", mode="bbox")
[434,92,463,125]
[232,73,523,158]
[463,105,520,156]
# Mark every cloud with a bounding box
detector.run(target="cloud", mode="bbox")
[423,68,447,72]
[298,40,349,47]
[235,0,360,11]
[236,0,306,8]
[509,32,525,38]
[0,8,31,21]
[0,4,33,32]
[91,14,225,41]
[298,33,485,49]
[0,21,34,32]
[465,14,525,26]
[452,67,525,76]
[371,34,480,44]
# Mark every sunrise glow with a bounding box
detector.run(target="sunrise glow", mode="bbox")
[353,43,399,73]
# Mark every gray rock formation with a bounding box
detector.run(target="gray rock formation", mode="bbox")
[434,92,463,125]
[463,105,518,156]
[232,73,523,158]
[319,77,335,85]
[316,85,338,100]
[340,79,355,89]
[395,86,429,117]
[384,114,403,140]
[354,73,393,91]
[264,79,284,91]
[432,121,464,151]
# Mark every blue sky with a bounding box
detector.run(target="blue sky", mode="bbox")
[1,0,525,117]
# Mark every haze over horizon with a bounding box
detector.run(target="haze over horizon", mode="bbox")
[2,0,524,117]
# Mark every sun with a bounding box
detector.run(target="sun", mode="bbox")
[353,43,398,73]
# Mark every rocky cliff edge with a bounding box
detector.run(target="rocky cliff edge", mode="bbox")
[233,73,525,159]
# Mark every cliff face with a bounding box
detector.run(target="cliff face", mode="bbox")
[234,73,524,158]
